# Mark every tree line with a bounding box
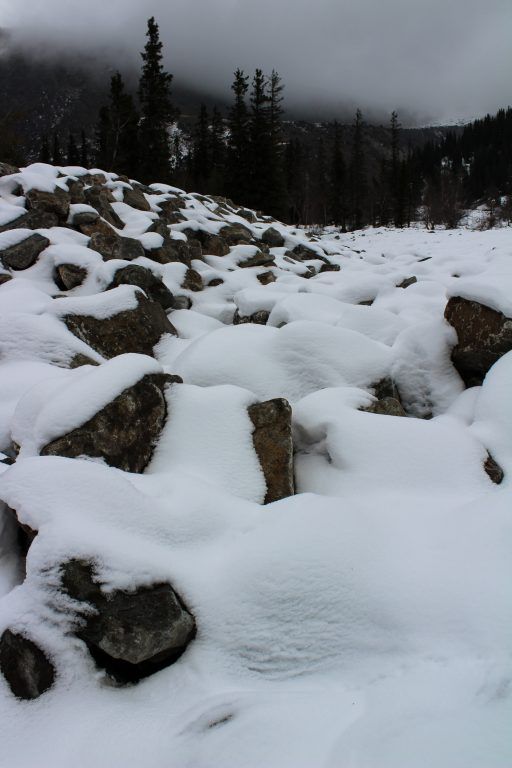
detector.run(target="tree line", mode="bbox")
[35,17,512,229]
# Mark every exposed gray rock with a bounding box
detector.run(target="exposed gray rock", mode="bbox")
[371,377,401,401]
[71,209,99,227]
[89,232,145,262]
[61,560,196,682]
[83,186,124,229]
[123,187,151,211]
[257,270,277,285]
[41,372,179,472]
[397,276,417,289]
[248,398,294,504]
[207,277,224,287]
[291,243,320,261]
[319,262,341,273]
[233,309,270,325]
[0,233,49,270]
[63,290,177,359]
[171,295,192,310]
[25,188,70,221]
[0,630,55,700]
[0,162,20,178]
[261,227,285,248]
[362,397,406,417]
[182,268,204,292]
[55,263,87,291]
[444,296,512,386]
[0,273,12,286]
[0,209,59,233]
[107,265,174,310]
[236,208,257,223]
[484,454,504,484]
[219,222,253,245]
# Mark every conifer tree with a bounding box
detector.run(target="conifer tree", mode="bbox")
[226,69,250,203]
[248,68,271,210]
[265,70,287,218]
[349,109,366,229]
[191,104,211,190]
[95,106,111,170]
[52,133,62,165]
[108,72,139,177]
[80,130,89,168]
[40,134,51,164]
[67,132,79,165]
[329,121,347,230]
[209,107,226,195]
[138,16,176,183]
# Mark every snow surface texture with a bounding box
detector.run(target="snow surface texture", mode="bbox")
[0,163,511,768]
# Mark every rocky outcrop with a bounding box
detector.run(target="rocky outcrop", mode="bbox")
[63,290,177,359]
[107,265,174,310]
[55,263,87,291]
[0,233,49,270]
[0,630,55,700]
[444,296,512,386]
[248,398,294,504]
[61,559,196,682]
[41,372,179,472]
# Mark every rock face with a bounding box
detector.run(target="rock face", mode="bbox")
[63,290,177,359]
[107,265,174,310]
[0,630,55,700]
[41,373,178,473]
[248,398,294,504]
[0,233,50,270]
[61,560,196,682]
[444,296,512,386]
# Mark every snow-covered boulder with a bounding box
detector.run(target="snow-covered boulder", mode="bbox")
[0,232,49,270]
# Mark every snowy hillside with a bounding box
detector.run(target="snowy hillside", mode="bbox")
[0,161,510,768]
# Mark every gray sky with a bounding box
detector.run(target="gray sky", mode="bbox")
[1,0,511,124]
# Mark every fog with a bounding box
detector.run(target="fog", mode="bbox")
[1,0,511,124]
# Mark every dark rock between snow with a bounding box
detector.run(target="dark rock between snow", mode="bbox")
[0,233,49,270]
[107,265,174,310]
[319,262,341,273]
[171,295,192,310]
[484,454,504,485]
[122,187,151,211]
[182,268,204,292]
[83,186,124,229]
[257,270,276,285]
[397,276,417,289]
[248,398,294,504]
[219,223,253,245]
[71,209,99,227]
[0,209,59,233]
[291,243,320,261]
[61,559,196,682]
[0,162,20,178]
[362,397,406,417]
[261,227,285,248]
[41,372,179,472]
[0,629,55,700]
[0,273,12,286]
[55,263,87,291]
[372,377,401,402]
[63,290,177,359]
[25,188,70,221]
[445,296,512,386]
[233,309,270,325]
[89,231,145,262]
[238,250,275,269]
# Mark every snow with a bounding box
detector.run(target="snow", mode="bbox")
[0,162,510,768]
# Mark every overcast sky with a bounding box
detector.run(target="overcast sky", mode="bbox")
[1,0,511,124]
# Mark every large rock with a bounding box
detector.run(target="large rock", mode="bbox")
[248,398,294,504]
[0,630,55,700]
[238,250,275,269]
[25,188,70,221]
[261,227,285,248]
[0,233,49,270]
[107,265,174,310]
[83,185,124,229]
[182,268,203,292]
[89,231,145,262]
[219,223,253,245]
[233,309,270,325]
[362,397,406,417]
[55,263,87,290]
[61,560,196,682]
[63,290,177,359]
[123,187,151,211]
[444,296,512,386]
[41,372,179,472]
[0,209,59,233]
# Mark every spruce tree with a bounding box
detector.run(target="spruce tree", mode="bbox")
[226,69,250,203]
[349,109,366,230]
[40,134,51,164]
[80,130,89,168]
[248,68,271,211]
[266,70,287,218]
[95,106,111,170]
[52,133,62,165]
[329,121,347,230]
[108,72,140,178]
[67,132,79,165]
[209,107,226,195]
[191,104,211,190]
[138,16,176,183]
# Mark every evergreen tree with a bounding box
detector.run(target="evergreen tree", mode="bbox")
[138,16,176,183]
[191,104,211,190]
[95,106,111,169]
[329,121,347,230]
[266,70,287,218]
[52,133,62,165]
[226,68,250,203]
[390,111,405,227]
[108,72,140,177]
[40,134,51,164]
[67,132,79,165]
[209,107,226,195]
[80,130,89,168]
[248,68,271,211]
[349,109,366,230]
